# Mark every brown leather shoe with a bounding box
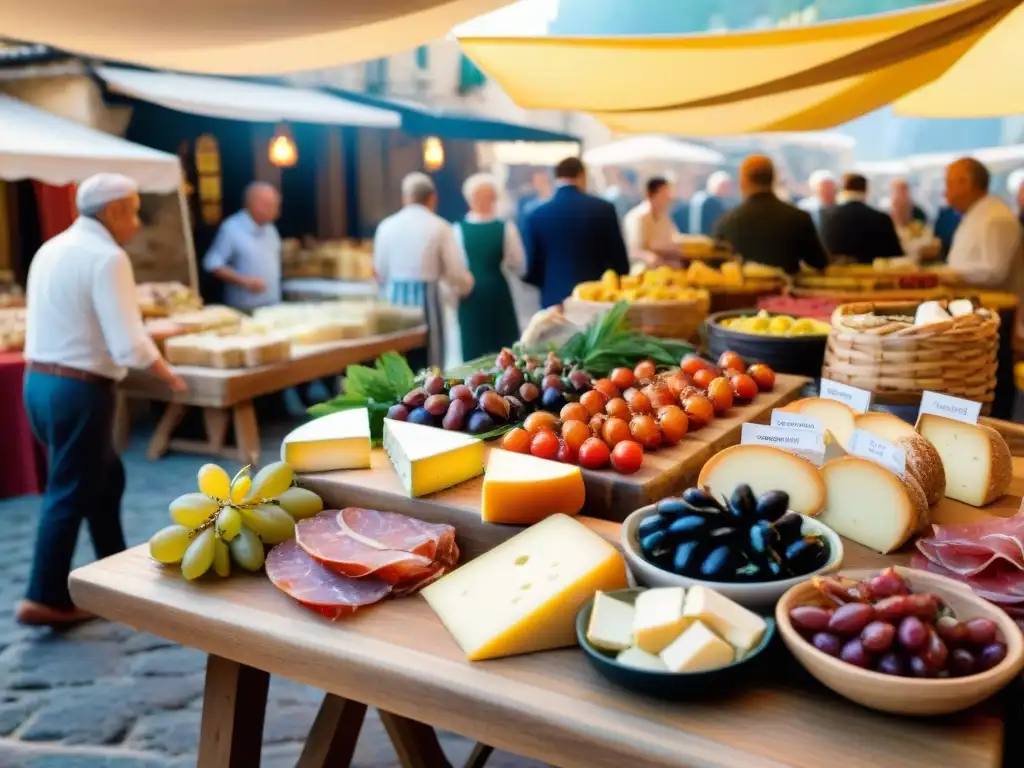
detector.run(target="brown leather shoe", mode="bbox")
[15,600,95,627]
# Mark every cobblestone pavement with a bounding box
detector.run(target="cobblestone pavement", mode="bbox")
[0,416,545,768]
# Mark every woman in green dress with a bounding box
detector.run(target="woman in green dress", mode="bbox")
[450,173,529,364]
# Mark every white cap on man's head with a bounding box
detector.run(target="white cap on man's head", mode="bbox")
[76,173,139,216]
[808,169,835,188]
[706,170,731,194]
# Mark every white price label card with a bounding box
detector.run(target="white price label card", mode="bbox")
[848,428,906,477]
[742,423,823,453]
[771,409,822,433]
[918,391,981,425]
[819,379,873,413]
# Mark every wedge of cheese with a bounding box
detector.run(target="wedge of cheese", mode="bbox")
[682,586,767,656]
[280,409,371,472]
[697,445,826,516]
[782,397,856,449]
[482,449,585,524]
[382,418,484,497]
[856,412,946,507]
[916,414,1012,507]
[632,587,687,654]
[660,620,735,673]
[586,592,634,652]
[819,457,926,554]
[422,514,628,661]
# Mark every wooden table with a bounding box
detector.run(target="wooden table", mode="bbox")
[117,327,426,466]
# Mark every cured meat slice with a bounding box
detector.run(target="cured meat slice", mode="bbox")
[910,553,1024,604]
[916,538,1024,578]
[930,513,1024,542]
[266,540,392,620]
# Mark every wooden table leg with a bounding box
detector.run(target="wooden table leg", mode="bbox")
[203,407,231,454]
[379,710,453,768]
[147,402,186,461]
[197,655,270,768]
[232,401,261,468]
[295,694,368,768]
[464,742,495,768]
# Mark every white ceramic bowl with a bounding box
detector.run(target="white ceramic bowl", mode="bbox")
[620,504,843,611]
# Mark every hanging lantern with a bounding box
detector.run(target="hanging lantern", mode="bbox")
[422,136,444,172]
[269,124,298,168]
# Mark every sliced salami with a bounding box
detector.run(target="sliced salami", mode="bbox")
[266,539,391,620]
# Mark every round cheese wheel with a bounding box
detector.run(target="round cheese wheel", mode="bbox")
[899,472,931,534]
[894,434,946,507]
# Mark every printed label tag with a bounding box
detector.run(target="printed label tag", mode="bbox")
[742,423,823,452]
[848,428,906,477]
[819,379,873,413]
[771,409,822,433]
[918,391,981,425]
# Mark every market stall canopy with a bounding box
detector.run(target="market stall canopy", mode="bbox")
[0,94,182,191]
[583,136,723,166]
[456,0,1017,134]
[95,67,400,128]
[0,0,512,75]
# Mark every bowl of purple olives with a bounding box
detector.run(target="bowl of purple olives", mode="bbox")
[776,566,1024,715]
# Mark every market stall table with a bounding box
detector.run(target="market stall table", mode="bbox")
[280,279,379,301]
[0,351,46,499]
[118,327,426,466]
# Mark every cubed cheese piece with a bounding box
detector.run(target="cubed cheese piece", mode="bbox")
[280,409,371,472]
[482,449,585,524]
[697,445,826,516]
[782,397,857,448]
[585,592,634,652]
[422,514,628,660]
[948,299,974,317]
[682,587,767,656]
[382,418,484,497]
[855,413,946,506]
[819,457,923,553]
[616,647,668,671]
[632,587,687,654]
[916,414,1012,507]
[914,300,952,326]
[660,620,735,673]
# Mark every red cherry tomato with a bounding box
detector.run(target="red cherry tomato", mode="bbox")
[577,437,611,470]
[530,430,560,460]
[611,440,644,474]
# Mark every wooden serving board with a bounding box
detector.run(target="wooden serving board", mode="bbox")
[303,372,810,525]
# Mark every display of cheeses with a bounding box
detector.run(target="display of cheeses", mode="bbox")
[854,412,946,506]
[916,414,1012,507]
[696,445,827,516]
[481,449,586,524]
[164,333,292,369]
[422,514,628,660]
[382,418,484,498]
[781,397,857,449]
[136,281,201,317]
[281,409,371,473]
[584,586,768,674]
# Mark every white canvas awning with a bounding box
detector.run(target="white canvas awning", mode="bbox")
[0,0,511,75]
[583,136,724,167]
[0,93,182,191]
[95,67,401,127]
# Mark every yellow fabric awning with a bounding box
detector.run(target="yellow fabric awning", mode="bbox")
[0,0,512,75]
[458,0,1020,134]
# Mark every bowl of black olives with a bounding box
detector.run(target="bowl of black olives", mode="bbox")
[621,485,844,610]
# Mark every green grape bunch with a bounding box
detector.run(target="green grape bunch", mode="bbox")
[148,460,325,580]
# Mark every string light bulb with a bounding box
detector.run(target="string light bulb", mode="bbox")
[422,136,444,172]
[269,125,298,168]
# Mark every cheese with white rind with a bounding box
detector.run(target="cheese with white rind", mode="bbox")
[782,397,856,449]
[632,587,687,654]
[697,445,826,516]
[660,620,735,673]
[855,412,945,506]
[948,299,974,318]
[280,408,371,472]
[382,418,484,497]
[616,646,668,671]
[819,457,919,554]
[681,586,767,656]
[916,414,1012,507]
[586,592,635,652]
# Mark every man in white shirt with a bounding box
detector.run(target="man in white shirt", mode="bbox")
[946,156,1024,418]
[623,177,680,269]
[797,169,837,229]
[373,173,474,369]
[21,173,185,626]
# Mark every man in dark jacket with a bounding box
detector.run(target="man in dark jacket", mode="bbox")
[713,155,828,273]
[821,174,904,264]
[524,157,629,307]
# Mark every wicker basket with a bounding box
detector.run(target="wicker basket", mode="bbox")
[821,300,1000,404]
[563,294,710,341]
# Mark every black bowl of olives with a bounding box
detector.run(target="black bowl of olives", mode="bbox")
[621,485,844,611]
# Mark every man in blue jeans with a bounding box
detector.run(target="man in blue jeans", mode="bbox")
[20,173,185,627]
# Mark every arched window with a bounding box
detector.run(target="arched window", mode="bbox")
[194,134,223,225]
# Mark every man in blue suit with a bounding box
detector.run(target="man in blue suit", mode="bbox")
[524,157,630,308]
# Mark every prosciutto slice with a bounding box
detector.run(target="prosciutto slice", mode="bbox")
[265,540,392,620]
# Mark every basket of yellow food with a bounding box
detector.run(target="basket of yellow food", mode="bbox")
[706,309,831,378]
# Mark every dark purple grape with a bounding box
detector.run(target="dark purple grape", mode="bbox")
[406,407,435,426]
[935,617,969,646]
[964,618,998,646]
[897,616,928,651]
[568,369,592,391]
[402,387,429,408]
[790,605,833,633]
[876,652,908,676]
[909,655,936,678]
[541,374,564,392]
[441,399,470,431]
[868,569,909,599]
[860,621,896,652]
[839,638,872,668]
[466,372,491,389]
[874,593,940,622]
[948,648,976,677]
[448,384,474,404]
[977,642,1008,671]
[519,382,540,404]
[540,387,566,412]
[424,375,446,395]
[828,602,875,637]
[423,394,451,416]
[921,629,948,669]
[812,632,842,657]
[386,403,409,421]
[465,410,495,435]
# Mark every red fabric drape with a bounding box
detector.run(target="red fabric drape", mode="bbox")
[32,181,77,240]
[0,352,46,498]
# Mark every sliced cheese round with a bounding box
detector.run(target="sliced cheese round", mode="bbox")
[901,471,931,534]
[917,414,1012,507]
[819,457,920,554]
[784,398,857,449]
[854,412,917,442]
[855,413,946,506]
[696,445,826,516]
[481,449,586,524]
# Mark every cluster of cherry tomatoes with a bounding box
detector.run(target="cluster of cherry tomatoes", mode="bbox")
[500,351,778,475]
